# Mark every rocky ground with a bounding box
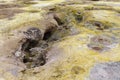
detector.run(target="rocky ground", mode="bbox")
[0,0,120,80]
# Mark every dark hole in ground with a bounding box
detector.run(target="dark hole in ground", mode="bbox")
[49,7,56,11]
[94,22,104,30]
[53,14,64,25]
[23,58,28,63]
[43,30,53,40]
[37,53,46,66]
[21,39,38,52]
[74,13,83,23]
[43,25,57,41]
[23,56,31,63]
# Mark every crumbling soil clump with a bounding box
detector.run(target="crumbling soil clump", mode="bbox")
[14,27,48,68]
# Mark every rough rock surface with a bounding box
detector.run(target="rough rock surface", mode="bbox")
[88,62,120,80]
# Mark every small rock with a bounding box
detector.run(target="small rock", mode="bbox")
[24,27,42,41]
[14,50,22,57]
[88,35,118,52]
[88,62,120,80]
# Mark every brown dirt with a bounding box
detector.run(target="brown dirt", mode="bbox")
[0,4,23,9]
[0,9,24,19]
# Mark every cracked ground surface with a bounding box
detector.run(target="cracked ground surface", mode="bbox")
[0,0,120,80]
